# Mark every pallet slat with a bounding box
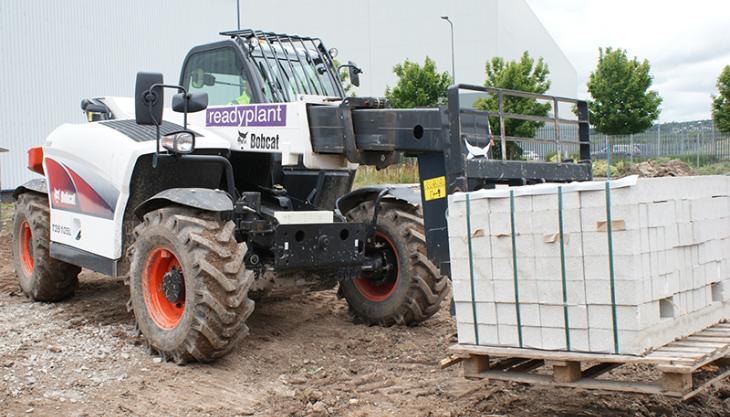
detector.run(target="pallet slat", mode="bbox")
[450,321,730,399]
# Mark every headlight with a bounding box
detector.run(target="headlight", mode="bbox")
[161,131,195,154]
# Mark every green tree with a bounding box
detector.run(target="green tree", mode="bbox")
[712,65,730,134]
[586,47,662,135]
[385,57,452,108]
[474,51,551,160]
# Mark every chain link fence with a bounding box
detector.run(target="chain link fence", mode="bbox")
[519,122,730,167]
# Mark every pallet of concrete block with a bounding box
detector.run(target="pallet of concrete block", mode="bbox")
[447,175,730,356]
[446,321,730,399]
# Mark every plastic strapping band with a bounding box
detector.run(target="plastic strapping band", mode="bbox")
[558,186,571,351]
[605,181,620,354]
[465,194,479,344]
[509,190,524,347]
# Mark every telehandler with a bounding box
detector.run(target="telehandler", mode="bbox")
[12,29,591,363]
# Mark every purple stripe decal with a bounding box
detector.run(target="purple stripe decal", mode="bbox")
[206,104,287,127]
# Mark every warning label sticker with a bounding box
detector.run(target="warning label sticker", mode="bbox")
[423,176,446,201]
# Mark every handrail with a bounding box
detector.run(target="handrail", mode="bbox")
[450,84,590,162]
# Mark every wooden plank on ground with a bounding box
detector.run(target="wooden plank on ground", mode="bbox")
[440,355,463,369]
[473,370,667,396]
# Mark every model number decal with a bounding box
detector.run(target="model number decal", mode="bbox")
[423,176,446,201]
[52,223,72,236]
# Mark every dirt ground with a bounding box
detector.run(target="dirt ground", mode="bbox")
[1,209,730,417]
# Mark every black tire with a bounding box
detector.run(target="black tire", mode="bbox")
[11,193,81,301]
[128,207,254,363]
[341,201,449,326]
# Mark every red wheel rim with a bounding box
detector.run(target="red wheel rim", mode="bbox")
[19,220,34,275]
[143,248,185,329]
[353,231,400,302]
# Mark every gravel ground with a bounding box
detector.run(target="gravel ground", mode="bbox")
[1,205,730,417]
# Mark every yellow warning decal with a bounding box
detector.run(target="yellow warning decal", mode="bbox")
[423,176,446,201]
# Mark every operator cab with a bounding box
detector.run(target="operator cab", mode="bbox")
[179,30,350,105]
[177,30,361,211]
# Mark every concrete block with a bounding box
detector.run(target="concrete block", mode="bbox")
[497,324,521,347]
[455,301,497,324]
[581,230,642,257]
[456,322,498,346]
[676,223,694,247]
[675,199,692,223]
[583,254,645,281]
[539,304,588,329]
[699,240,723,265]
[530,209,581,234]
[493,280,514,303]
[471,234,493,260]
[534,255,584,281]
[518,280,540,304]
[651,272,679,300]
[585,279,646,306]
[693,217,730,243]
[586,304,659,331]
[588,328,617,353]
[532,191,581,211]
[647,200,675,227]
[487,194,533,213]
[490,235,535,258]
[691,196,729,221]
[496,302,540,327]
[533,232,583,258]
[541,327,568,350]
[489,211,536,236]
[537,280,586,305]
[522,326,543,349]
[491,255,537,282]
[452,278,495,303]
[580,205,643,232]
[449,256,470,283]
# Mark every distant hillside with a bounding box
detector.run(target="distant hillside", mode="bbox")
[646,120,714,134]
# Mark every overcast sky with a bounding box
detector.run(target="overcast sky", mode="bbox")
[525,0,730,122]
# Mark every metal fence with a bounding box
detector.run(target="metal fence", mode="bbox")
[519,122,730,165]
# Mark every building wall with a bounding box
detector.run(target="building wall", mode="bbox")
[0,0,576,190]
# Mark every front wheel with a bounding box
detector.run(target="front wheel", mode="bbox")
[128,207,254,363]
[341,201,449,326]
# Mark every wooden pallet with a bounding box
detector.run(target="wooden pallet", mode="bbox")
[448,322,730,399]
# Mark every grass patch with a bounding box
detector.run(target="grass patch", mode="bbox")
[353,163,419,188]
[1,202,13,233]
[695,161,730,175]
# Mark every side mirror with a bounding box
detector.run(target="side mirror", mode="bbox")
[172,92,208,113]
[347,61,362,87]
[135,72,164,126]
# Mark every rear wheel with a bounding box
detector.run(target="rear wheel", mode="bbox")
[12,193,81,301]
[128,207,254,363]
[341,201,449,326]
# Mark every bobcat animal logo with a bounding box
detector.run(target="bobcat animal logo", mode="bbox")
[237,131,249,146]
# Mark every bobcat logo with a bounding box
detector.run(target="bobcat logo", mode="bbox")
[237,130,249,146]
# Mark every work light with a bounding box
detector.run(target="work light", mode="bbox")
[161,131,195,154]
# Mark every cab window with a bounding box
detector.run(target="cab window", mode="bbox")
[182,48,253,106]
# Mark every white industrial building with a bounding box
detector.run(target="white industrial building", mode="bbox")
[0,0,576,190]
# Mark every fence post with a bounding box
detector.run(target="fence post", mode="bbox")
[657,124,661,158]
[696,133,700,168]
[630,134,634,163]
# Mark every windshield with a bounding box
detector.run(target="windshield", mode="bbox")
[248,40,342,102]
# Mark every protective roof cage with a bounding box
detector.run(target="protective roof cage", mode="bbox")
[221,29,344,101]
[450,84,592,185]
